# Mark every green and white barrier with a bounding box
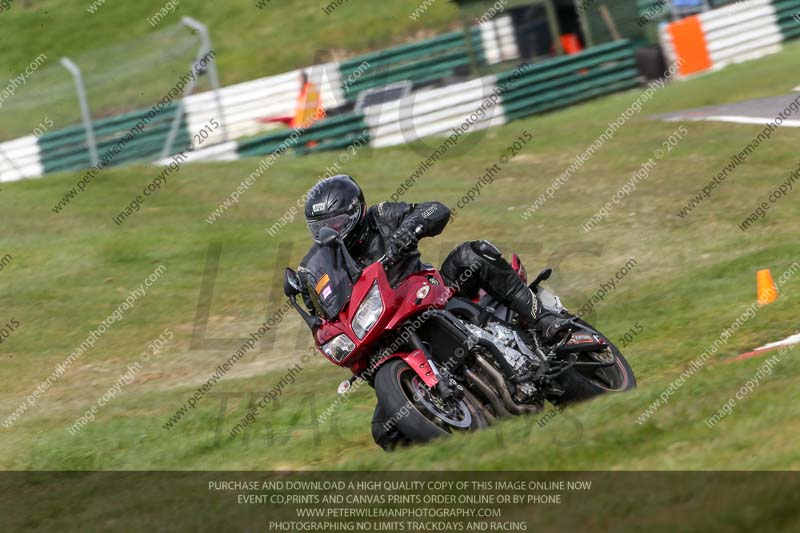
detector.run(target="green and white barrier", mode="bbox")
[180,41,639,163]
[2,22,642,182]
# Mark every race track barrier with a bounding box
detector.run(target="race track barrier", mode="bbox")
[186,40,638,160]
[37,103,192,175]
[183,62,344,150]
[2,19,640,182]
[660,0,800,77]
[499,40,639,122]
[340,14,519,104]
[0,18,503,183]
[339,28,485,104]
[0,135,43,183]
[236,111,370,159]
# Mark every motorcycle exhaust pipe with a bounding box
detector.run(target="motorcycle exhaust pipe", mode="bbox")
[465,368,511,419]
[473,338,517,379]
[474,355,539,415]
[462,387,497,426]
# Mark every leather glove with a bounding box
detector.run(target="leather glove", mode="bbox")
[385,226,419,263]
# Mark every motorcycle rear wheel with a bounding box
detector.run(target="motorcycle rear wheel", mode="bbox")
[553,319,636,404]
[374,359,487,444]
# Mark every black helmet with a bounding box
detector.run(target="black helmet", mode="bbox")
[304,175,367,247]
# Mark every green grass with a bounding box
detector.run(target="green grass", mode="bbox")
[2,40,800,472]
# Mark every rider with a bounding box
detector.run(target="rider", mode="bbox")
[297,174,560,449]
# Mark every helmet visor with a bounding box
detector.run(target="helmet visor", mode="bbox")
[307,212,359,244]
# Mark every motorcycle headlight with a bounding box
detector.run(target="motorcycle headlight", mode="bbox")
[352,282,384,339]
[321,334,356,362]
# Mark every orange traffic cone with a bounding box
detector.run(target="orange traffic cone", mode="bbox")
[757,269,778,306]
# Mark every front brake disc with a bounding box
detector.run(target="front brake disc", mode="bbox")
[410,377,472,428]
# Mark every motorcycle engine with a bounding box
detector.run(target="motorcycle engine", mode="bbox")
[483,322,516,348]
[464,322,539,374]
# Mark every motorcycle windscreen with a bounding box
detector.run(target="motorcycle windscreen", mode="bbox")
[303,245,354,320]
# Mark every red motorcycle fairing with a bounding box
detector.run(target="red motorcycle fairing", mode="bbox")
[392,350,438,388]
[511,253,527,284]
[314,260,450,386]
[361,349,438,389]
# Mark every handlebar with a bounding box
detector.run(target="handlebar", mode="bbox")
[377,225,425,268]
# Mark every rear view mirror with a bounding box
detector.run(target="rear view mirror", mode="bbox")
[284,268,302,297]
[318,227,340,247]
[284,267,322,330]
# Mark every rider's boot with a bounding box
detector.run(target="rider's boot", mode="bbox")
[505,271,572,344]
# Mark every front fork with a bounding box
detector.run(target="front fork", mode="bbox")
[405,328,462,401]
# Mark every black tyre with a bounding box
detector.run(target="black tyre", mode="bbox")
[374,359,487,444]
[554,319,636,404]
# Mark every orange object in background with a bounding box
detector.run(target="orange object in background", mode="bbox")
[560,34,583,55]
[292,81,326,129]
[757,269,778,306]
[667,15,712,76]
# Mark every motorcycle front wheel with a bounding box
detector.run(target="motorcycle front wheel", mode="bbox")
[374,359,487,444]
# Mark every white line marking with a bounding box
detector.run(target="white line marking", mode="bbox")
[691,115,800,127]
[734,332,800,361]
[754,332,800,352]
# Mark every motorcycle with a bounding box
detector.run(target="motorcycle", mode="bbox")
[283,226,636,444]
